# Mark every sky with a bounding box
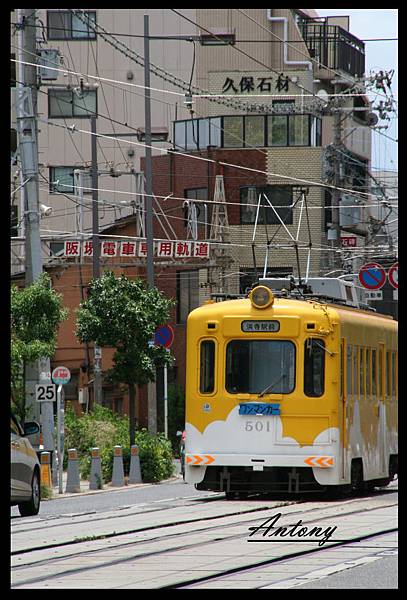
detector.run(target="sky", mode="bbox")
[315,9,398,173]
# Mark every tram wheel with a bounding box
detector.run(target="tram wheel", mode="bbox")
[225,491,248,500]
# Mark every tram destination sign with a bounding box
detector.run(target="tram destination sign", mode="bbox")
[241,320,280,333]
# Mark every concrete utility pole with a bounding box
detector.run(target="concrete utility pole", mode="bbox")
[144,14,157,434]
[16,9,54,458]
[91,115,103,406]
[330,82,344,272]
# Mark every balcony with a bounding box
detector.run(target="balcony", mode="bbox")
[298,19,365,78]
[173,114,322,152]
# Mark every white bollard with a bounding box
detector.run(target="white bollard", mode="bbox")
[111,445,125,487]
[128,444,143,484]
[89,447,103,490]
[65,448,81,493]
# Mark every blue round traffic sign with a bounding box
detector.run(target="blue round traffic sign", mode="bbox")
[154,325,174,349]
[358,262,386,290]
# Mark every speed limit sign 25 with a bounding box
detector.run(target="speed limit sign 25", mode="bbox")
[35,383,57,402]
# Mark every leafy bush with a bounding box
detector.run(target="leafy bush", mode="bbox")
[63,405,174,483]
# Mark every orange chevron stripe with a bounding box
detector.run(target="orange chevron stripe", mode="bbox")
[304,456,316,467]
[193,455,203,464]
[204,455,215,465]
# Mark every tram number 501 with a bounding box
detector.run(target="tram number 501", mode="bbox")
[245,421,272,432]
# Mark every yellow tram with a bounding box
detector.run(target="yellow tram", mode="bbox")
[184,280,397,496]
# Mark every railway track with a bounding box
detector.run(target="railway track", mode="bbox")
[11,485,397,588]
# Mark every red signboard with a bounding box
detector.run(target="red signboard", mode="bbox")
[341,236,357,247]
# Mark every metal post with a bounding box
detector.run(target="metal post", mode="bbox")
[144,14,157,433]
[164,357,168,439]
[91,115,103,406]
[56,385,64,494]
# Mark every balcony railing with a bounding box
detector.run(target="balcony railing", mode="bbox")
[299,20,365,78]
[173,114,322,152]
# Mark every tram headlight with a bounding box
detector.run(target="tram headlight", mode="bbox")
[250,286,274,309]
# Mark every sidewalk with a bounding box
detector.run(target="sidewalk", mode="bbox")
[46,459,182,500]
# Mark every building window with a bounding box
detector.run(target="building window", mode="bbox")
[11,53,16,87]
[173,114,320,151]
[49,242,65,257]
[11,206,18,237]
[223,116,243,147]
[289,114,310,146]
[304,338,325,397]
[49,88,97,118]
[49,166,92,194]
[176,270,199,323]
[244,116,265,147]
[184,188,209,236]
[47,10,96,40]
[186,120,199,151]
[268,115,288,146]
[240,186,293,225]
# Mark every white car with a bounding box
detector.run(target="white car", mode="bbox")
[11,412,41,516]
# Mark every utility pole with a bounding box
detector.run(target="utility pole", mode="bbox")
[144,14,157,434]
[16,9,54,462]
[330,82,343,272]
[91,115,103,406]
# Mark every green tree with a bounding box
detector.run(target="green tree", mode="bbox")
[11,273,68,421]
[75,271,175,445]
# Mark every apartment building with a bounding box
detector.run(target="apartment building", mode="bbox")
[11,9,375,420]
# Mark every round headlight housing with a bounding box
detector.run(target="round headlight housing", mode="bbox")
[250,285,274,309]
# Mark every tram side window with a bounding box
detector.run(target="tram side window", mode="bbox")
[392,351,397,396]
[359,348,365,398]
[200,340,215,393]
[347,345,352,396]
[386,351,391,397]
[366,349,371,396]
[353,346,358,397]
[372,349,377,396]
[304,338,325,397]
[378,348,383,398]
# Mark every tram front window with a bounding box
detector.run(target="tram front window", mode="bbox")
[226,340,295,394]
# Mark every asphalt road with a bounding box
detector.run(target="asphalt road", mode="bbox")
[296,555,398,589]
[11,478,217,519]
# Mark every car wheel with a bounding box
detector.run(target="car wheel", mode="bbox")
[18,470,41,517]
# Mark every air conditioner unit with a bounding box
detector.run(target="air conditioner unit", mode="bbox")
[78,388,88,404]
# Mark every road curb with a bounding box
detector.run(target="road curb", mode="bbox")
[46,475,182,500]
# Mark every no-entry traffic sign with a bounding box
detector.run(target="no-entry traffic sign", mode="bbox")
[388,262,398,289]
[154,325,174,349]
[358,263,386,290]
